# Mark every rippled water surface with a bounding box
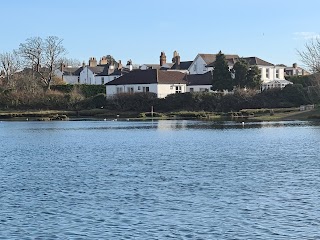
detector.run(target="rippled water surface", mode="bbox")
[1,120,320,239]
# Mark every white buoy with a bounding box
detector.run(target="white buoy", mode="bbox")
[242,122,245,126]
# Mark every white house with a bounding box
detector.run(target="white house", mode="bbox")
[188,53,239,74]
[54,64,83,84]
[186,71,213,93]
[106,69,187,98]
[285,63,310,76]
[261,79,293,91]
[205,56,291,90]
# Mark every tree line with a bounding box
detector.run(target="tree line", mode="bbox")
[211,51,261,91]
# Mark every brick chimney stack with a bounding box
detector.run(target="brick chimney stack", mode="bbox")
[172,51,180,69]
[89,57,97,67]
[160,51,166,66]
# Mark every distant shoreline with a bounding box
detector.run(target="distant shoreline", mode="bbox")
[0,107,319,122]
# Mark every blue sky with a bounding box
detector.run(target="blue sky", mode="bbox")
[1,0,319,67]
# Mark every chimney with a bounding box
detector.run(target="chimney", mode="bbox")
[172,51,180,68]
[127,59,133,71]
[89,57,97,67]
[82,61,86,68]
[293,63,297,68]
[118,60,123,70]
[160,51,166,66]
[100,56,108,65]
[172,50,178,63]
[176,54,180,66]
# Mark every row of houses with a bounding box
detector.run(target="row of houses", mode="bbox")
[55,51,310,98]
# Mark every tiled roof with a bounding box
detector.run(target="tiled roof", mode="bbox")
[141,64,161,69]
[88,66,106,74]
[206,56,274,67]
[242,57,274,66]
[171,61,193,70]
[106,69,187,85]
[185,72,212,86]
[62,67,83,76]
[206,57,238,67]
[199,54,239,64]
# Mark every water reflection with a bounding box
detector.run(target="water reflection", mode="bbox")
[1,120,320,239]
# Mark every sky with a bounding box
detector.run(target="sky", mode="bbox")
[1,0,320,68]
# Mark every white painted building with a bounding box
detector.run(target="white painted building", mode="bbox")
[186,72,213,93]
[188,53,239,75]
[79,65,122,85]
[261,79,293,91]
[54,64,83,84]
[106,69,187,98]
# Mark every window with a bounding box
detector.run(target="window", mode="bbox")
[275,69,279,79]
[189,88,194,93]
[138,86,141,90]
[143,87,149,92]
[127,87,134,93]
[116,87,123,94]
[175,86,182,93]
[200,88,208,92]
[266,68,270,79]
[101,77,105,85]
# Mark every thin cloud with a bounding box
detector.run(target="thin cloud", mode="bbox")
[294,32,320,40]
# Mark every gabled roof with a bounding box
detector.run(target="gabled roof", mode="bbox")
[106,69,187,85]
[206,57,238,67]
[206,56,275,67]
[185,71,212,86]
[171,61,193,70]
[242,57,274,66]
[62,67,83,76]
[141,64,161,69]
[199,54,239,64]
[88,66,106,74]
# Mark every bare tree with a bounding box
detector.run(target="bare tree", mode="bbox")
[0,50,21,84]
[58,57,81,67]
[298,37,320,73]
[19,36,66,89]
[43,36,66,89]
[19,36,43,72]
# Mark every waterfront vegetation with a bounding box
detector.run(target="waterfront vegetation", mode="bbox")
[1,68,320,121]
[1,83,320,121]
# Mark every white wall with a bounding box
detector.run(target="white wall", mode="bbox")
[106,83,158,97]
[80,67,95,84]
[106,83,187,98]
[157,84,186,98]
[54,69,79,84]
[188,55,212,75]
[95,75,121,85]
[259,66,285,83]
[187,85,213,93]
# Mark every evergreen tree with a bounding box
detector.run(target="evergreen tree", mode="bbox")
[211,51,233,91]
[233,58,249,88]
[246,65,261,89]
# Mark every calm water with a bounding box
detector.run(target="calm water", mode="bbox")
[0,120,320,239]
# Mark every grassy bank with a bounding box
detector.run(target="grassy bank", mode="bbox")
[1,107,319,121]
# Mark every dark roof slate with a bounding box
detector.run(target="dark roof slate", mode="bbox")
[106,69,187,85]
[242,57,274,66]
[199,54,239,64]
[185,72,212,86]
[171,61,193,70]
